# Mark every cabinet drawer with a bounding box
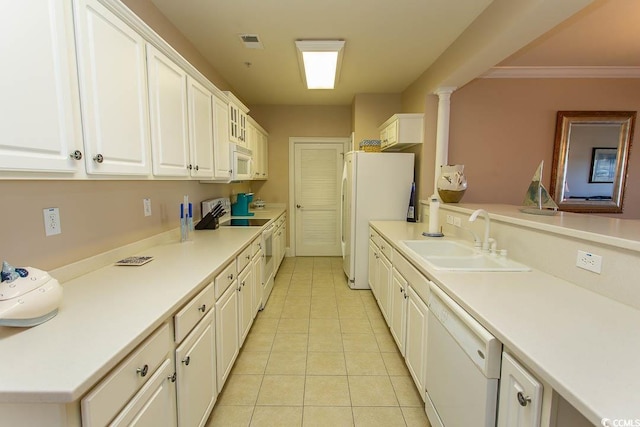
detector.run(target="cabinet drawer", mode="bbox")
[174,282,214,343]
[251,237,262,257]
[236,245,252,274]
[81,323,172,427]
[379,237,393,261]
[369,228,381,247]
[215,261,237,299]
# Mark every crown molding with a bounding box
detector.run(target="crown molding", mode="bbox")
[481,66,640,79]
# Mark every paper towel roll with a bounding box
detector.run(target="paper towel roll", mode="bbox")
[428,196,440,234]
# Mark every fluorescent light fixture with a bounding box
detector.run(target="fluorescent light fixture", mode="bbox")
[295,40,345,89]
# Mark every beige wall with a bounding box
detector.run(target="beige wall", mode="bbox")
[0,180,252,270]
[121,0,233,92]
[247,105,352,206]
[351,94,402,150]
[447,78,640,218]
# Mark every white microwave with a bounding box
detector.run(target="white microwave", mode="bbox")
[230,143,253,181]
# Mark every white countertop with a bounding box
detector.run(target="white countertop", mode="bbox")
[0,209,284,403]
[371,220,640,425]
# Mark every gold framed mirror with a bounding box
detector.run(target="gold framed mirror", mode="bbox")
[550,111,636,213]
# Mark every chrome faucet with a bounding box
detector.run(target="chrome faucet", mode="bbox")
[468,209,493,252]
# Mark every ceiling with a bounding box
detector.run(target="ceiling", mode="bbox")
[149,0,638,106]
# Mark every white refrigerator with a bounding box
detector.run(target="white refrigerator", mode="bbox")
[341,151,415,289]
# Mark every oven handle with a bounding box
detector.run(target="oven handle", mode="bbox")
[262,224,275,238]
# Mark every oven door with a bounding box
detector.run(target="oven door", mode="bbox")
[261,224,275,308]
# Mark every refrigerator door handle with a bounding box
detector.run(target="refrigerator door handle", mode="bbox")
[340,160,348,257]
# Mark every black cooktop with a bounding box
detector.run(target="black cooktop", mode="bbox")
[221,218,271,227]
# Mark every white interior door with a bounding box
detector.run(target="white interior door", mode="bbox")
[293,142,344,256]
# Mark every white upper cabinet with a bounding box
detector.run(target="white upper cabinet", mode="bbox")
[187,77,214,179]
[0,1,83,174]
[224,92,249,146]
[146,44,190,177]
[379,114,424,152]
[74,0,152,176]
[212,95,232,180]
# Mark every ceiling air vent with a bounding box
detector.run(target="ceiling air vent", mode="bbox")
[239,34,264,49]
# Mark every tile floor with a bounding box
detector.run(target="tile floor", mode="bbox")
[206,256,431,426]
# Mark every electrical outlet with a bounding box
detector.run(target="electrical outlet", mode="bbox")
[446,214,454,225]
[43,207,61,236]
[143,198,152,216]
[453,216,462,227]
[576,250,602,274]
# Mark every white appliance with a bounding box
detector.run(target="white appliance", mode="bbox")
[0,267,63,327]
[341,151,414,289]
[425,282,502,427]
[230,143,253,181]
[261,223,275,308]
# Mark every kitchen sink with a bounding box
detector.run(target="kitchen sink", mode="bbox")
[400,240,476,257]
[400,239,530,272]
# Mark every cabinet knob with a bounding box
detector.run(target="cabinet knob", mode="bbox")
[182,356,191,366]
[296,204,302,209]
[228,273,234,281]
[69,150,82,160]
[168,372,177,382]
[188,164,193,170]
[517,391,531,407]
[93,154,104,163]
[195,165,199,171]
[198,304,206,313]
[246,254,251,260]
[136,364,149,377]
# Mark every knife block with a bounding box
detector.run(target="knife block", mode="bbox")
[195,212,219,230]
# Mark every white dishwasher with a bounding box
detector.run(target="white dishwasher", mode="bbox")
[425,282,502,427]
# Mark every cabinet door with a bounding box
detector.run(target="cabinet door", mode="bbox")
[228,103,239,144]
[0,1,83,174]
[252,250,264,315]
[238,110,248,146]
[212,96,231,180]
[74,0,151,175]
[110,358,177,427]
[260,133,269,179]
[377,254,392,323]
[390,269,408,355]
[368,241,379,298]
[215,282,239,392]
[187,77,214,178]
[405,286,428,401]
[147,44,189,177]
[176,309,216,427]
[498,352,543,427]
[238,264,254,346]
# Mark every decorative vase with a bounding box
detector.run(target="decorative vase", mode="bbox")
[437,164,467,203]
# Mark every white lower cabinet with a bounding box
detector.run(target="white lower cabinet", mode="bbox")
[215,280,239,392]
[377,252,392,323]
[368,240,379,297]
[498,352,543,427]
[405,286,428,401]
[110,358,177,427]
[390,268,408,355]
[252,248,264,314]
[238,262,254,347]
[175,309,216,427]
[81,323,174,426]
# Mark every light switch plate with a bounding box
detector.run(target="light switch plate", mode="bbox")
[143,198,152,217]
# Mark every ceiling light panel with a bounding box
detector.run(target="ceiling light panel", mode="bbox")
[295,40,345,90]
